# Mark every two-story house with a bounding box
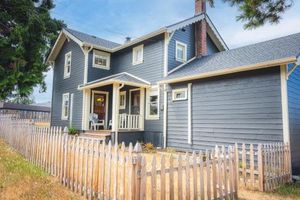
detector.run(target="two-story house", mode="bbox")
[47,0,300,174]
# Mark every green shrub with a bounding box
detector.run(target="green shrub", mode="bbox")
[68,127,79,135]
[142,143,156,153]
[165,147,176,154]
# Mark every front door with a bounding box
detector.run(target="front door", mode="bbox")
[130,90,140,114]
[92,92,108,126]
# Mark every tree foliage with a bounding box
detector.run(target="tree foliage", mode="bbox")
[206,0,293,29]
[0,0,64,100]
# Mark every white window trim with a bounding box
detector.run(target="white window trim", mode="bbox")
[146,86,159,120]
[93,50,111,70]
[119,91,126,110]
[132,44,144,65]
[61,92,70,120]
[172,88,188,101]
[175,41,187,63]
[64,51,72,79]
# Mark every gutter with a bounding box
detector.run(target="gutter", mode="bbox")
[159,57,297,84]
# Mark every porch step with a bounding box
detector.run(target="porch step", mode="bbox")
[81,130,112,139]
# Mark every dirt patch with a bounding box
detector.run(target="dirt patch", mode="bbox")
[239,189,300,200]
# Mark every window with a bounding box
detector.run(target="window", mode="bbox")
[146,87,159,120]
[172,88,188,101]
[64,51,72,78]
[119,91,126,109]
[132,44,144,65]
[61,93,70,120]
[93,50,110,69]
[176,41,187,62]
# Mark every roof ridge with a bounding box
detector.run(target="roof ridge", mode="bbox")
[64,27,121,46]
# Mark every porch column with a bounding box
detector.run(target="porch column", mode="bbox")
[82,88,91,130]
[112,83,120,135]
[140,88,145,131]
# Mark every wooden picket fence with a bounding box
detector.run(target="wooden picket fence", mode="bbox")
[218,143,291,192]
[0,115,238,200]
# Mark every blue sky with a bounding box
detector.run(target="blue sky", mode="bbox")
[33,0,300,103]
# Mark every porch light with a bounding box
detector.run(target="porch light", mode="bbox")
[96,97,104,103]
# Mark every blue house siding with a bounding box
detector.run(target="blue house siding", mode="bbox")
[87,50,113,82]
[51,40,85,130]
[207,35,219,55]
[287,66,300,174]
[168,24,195,72]
[112,34,164,83]
[167,67,284,151]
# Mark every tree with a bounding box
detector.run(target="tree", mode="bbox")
[10,94,35,105]
[0,0,64,100]
[206,0,294,29]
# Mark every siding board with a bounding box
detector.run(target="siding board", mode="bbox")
[287,65,300,174]
[167,67,284,151]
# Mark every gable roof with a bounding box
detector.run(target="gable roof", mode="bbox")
[78,72,151,90]
[65,28,121,49]
[160,33,300,84]
[47,13,227,63]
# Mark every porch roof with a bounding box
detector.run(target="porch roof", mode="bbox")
[78,72,151,90]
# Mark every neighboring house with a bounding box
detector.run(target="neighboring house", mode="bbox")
[0,101,51,120]
[47,0,300,173]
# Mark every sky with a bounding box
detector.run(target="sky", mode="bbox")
[33,0,300,103]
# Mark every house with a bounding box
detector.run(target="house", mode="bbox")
[0,101,51,120]
[47,0,300,174]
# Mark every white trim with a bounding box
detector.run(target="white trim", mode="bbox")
[140,88,145,130]
[159,57,296,84]
[69,93,74,127]
[81,89,91,130]
[93,50,111,70]
[163,32,169,77]
[61,93,70,120]
[287,63,298,78]
[280,65,290,144]
[64,51,72,79]
[119,91,126,110]
[175,41,187,62]
[82,46,93,84]
[91,90,109,129]
[168,57,196,75]
[145,86,159,120]
[163,84,168,148]
[172,88,188,101]
[132,44,144,65]
[187,83,192,144]
[129,88,141,115]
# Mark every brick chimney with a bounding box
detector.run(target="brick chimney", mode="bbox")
[195,0,207,57]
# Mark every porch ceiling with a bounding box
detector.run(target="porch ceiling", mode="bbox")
[78,72,151,90]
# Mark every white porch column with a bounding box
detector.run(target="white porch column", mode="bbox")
[140,88,145,131]
[82,88,91,130]
[112,83,120,136]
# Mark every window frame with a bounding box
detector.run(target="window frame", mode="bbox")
[172,88,188,101]
[61,93,70,120]
[146,86,159,120]
[175,41,187,62]
[93,50,111,70]
[119,91,126,110]
[64,51,72,79]
[132,44,144,65]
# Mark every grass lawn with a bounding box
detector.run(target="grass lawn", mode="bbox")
[0,139,83,200]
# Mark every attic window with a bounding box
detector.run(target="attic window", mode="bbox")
[176,41,187,62]
[93,50,110,70]
[64,51,72,79]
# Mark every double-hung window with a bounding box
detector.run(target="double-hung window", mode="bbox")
[61,93,70,120]
[93,50,110,70]
[132,45,144,65]
[176,41,187,62]
[146,87,159,120]
[64,51,72,78]
[119,91,126,109]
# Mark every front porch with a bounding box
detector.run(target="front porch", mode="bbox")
[78,73,150,140]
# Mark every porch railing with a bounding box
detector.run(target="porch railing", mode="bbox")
[118,114,142,130]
